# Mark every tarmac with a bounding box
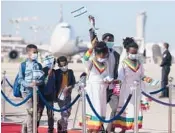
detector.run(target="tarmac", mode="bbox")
[1,62,175,133]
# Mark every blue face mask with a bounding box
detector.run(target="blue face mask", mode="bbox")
[106,42,114,48]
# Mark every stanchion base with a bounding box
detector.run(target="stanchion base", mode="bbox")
[1,123,82,133]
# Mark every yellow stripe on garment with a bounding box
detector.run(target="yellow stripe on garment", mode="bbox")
[86,120,102,126]
[84,49,93,61]
[123,59,140,72]
[79,120,102,126]
[92,59,106,73]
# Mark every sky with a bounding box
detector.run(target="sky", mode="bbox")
[1,1,175,49]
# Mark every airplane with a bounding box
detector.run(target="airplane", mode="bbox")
[3,8,172,64]
[1,5,90,60]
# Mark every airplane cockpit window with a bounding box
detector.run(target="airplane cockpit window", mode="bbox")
[61,25,71,28]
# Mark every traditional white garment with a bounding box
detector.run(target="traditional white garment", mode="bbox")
[81,51,114,131]
[113,58,149,130]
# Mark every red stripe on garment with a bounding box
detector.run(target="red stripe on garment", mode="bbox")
[113,124,142,130]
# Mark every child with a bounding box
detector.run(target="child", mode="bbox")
[81,41,114,133]
[18,44,44,133]
[112,37,150,133]
[55,56,76,133]
[37,55,56,133]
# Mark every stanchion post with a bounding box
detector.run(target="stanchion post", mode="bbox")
[79,75,87,133]
[73,97,81,128]
[33,86,38,133]
[2,71,6,122]
[82,86,86,133]
[134,80,139,133]
[168,77,173,133]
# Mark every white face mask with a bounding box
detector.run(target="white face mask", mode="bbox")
[106,42,114,48]
[31,53,38,60]
[128,53,138,60]
[97,58,107,63]
[60,65,68,72]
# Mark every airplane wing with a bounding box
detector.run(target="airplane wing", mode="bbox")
[1,43,50,53]
[76,41,90,54]
[77,40,92,49]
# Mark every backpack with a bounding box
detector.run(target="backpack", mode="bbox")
[13,62,26,97]
[43,69,56,95]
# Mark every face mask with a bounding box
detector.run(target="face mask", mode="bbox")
[106,42,114,48]
[31,53,38,60]
[128,53,138,60]
[60,65,68,72]
[97,58,107,63]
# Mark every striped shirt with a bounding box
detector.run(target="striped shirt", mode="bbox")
[18,59,44,93]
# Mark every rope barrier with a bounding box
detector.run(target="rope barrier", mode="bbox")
[142,91,175,107]
[37,90,80,112]
[1,90,32,107]
[3,77,167,95]
[149,87,166,95]
[5,78,13,89]
[86,94,132,123]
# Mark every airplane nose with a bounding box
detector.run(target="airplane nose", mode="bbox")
[50,23,76,55]
[50,24,70,53]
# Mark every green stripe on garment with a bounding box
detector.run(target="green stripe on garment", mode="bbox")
[141,100,149,105]
[86,114,105,121]
[83,55,89,61]
[117,116,143,122]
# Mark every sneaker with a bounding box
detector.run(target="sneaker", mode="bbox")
[21,124,27,133]
[57,121,62,133]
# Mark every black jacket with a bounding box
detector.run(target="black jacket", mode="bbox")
[39,67,56,101]
[55,69,76,96]
[109,48,120,79]
[160,50,172,67]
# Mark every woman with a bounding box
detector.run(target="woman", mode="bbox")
[112,37,150,133]
[80,41,114,133]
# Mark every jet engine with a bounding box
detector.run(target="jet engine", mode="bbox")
[8,50,19,60]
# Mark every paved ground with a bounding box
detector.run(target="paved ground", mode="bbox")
[1,63,175,133]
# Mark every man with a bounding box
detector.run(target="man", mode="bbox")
[102,33,120,133]
[160,42,172,98]
[37,56,56,133]
[18,44,44,133]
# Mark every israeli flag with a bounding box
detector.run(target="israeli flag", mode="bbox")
[33,70,45,81]
[71,6,87,17]
[42,55,55,68]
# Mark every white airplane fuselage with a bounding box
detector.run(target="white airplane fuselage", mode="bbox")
[50,22,86,57]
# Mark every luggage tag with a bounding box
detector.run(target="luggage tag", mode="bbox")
[58,89,65,100]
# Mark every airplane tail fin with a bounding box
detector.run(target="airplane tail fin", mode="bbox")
[59,4,63,23]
